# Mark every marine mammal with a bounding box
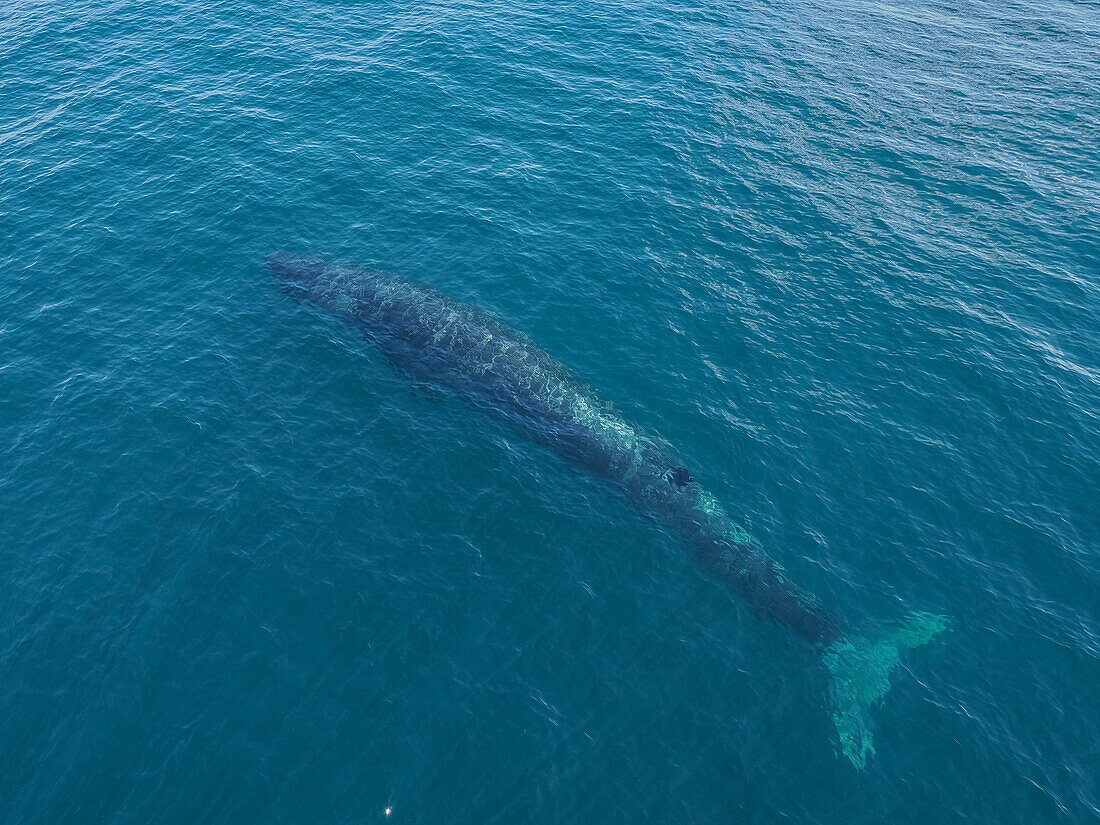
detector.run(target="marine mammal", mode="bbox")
[268,252,946,768]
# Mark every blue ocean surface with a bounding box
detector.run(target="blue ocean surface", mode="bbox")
[2,0,1098,821]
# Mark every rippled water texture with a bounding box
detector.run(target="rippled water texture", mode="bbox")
[2,0,1098,822]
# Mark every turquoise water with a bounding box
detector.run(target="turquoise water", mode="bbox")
[2,0,1098,821]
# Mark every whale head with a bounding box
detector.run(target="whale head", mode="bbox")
[267,253,400,328]
[266,252,329,303]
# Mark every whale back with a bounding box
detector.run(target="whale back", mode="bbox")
[269,254,843,647]
[270,255,620,455]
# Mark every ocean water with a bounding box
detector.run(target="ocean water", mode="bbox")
[2,0,1098,821]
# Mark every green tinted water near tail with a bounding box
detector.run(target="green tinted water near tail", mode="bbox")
[825,612,949,769]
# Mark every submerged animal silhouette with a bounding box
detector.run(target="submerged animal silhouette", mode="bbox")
[269,252,946,768]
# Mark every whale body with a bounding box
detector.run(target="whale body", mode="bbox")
[268,252,946,768]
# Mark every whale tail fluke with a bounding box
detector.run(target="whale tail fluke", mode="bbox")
[823,611,948,770]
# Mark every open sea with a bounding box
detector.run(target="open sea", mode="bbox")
[2,0,1098,822]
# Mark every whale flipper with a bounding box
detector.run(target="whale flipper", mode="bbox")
[824,611,948,769]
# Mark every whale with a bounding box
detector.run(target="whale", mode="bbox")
[268,252,946,769]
